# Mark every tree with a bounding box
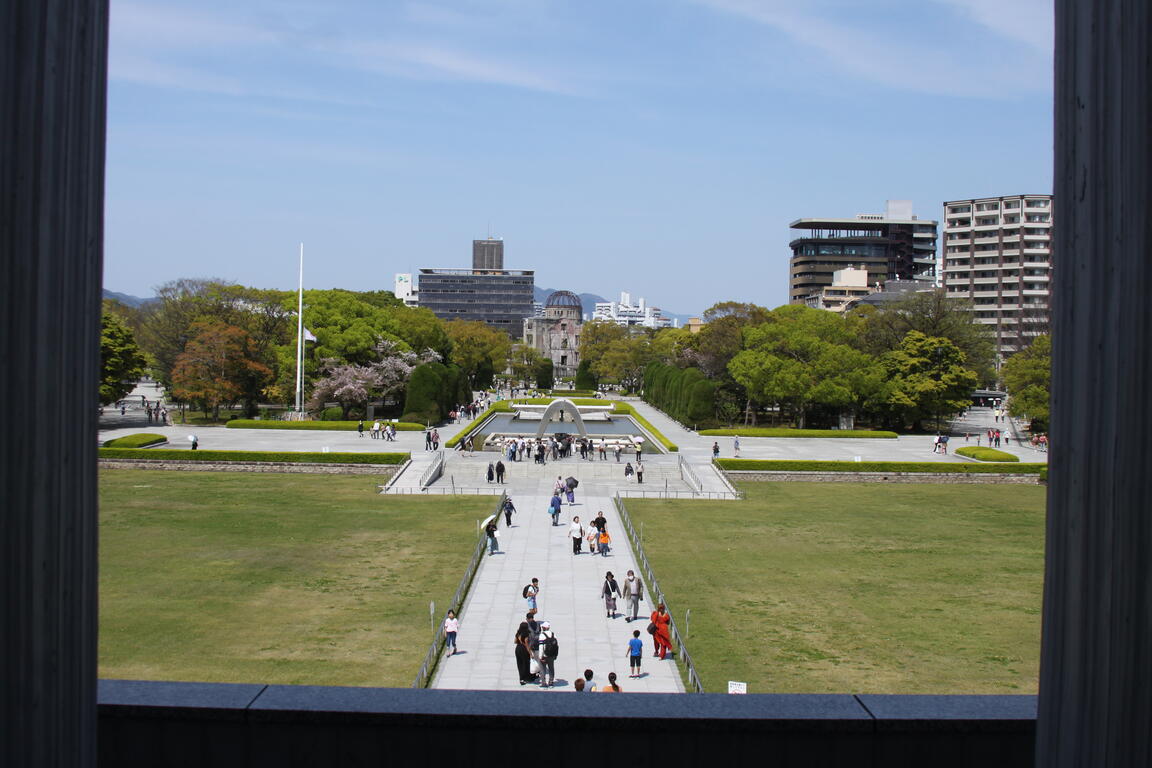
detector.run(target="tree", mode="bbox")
[534,358,555,390]
[138,278,232,389]
[882,331,978,431]
[308,341,421,419]
[1002,334,1051,431]
[577,320,628,371]
[100,309,147,405]
[593,334,652,393]
[171,321,273,420]
[445,320,511,387]
[574,359,599,391]
[401,362,446,424]
[853,289,996,384]
[508,343,542,387]
[728,305,879,428]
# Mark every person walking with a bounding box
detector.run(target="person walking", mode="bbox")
[431,429,441,450]
[624,462,635,481]
[357,419,365,438]
[636,463,644,484]
[733,435,740,457]
[485,518,499,556]
[503,497,516,526]
[524,578,540,613]
[425,430,433,450]
[565,476,577,505]
[549,492,562,526]
[622,570,644,623]
[554,475,565,496]
[443,610,459,656]
[598,528,611,556]
[570,515,584,554]
[486,462,495,484]
[495,460,506,483]
[538,621,558,688]
[602,571,620,618]
[626,629,644,678]
[614,444,621,462]
[712,442,720,459]
[650,603,672,660]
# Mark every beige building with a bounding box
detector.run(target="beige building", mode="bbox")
[803,266,874,313]
[941,194,1053,355]
[522,290,583,378]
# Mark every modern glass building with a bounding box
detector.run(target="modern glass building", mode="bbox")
[788,201,938,305]
[417,268,535,336]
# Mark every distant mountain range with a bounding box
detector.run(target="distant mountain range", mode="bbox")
[105,287,697,326]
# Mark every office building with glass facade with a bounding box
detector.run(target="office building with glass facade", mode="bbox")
[417,268,535,336]
[788,201,938,304]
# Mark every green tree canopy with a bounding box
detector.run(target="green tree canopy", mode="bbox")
[881,331,979,430]
[1002,334,1051,431]
[100,308,148,405]
[445,320,511,387]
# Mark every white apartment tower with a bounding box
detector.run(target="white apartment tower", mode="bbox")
[941,194,1053,357]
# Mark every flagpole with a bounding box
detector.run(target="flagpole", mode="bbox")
[295,243,304,414]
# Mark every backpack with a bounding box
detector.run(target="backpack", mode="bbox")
[522,584,532,599]
[542,632,559,659]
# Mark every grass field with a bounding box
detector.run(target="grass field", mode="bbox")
[99,470,497,687]
[627,482,1046,695]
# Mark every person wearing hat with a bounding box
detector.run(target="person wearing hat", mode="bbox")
[537,621,559,688]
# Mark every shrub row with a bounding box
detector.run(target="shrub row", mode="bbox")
[102,433,167,448]
[699,427,899,439]
[607,401,678,452]
[226,419,425,432]
[715,459,1045,474]
[98,449,409,465]
[643,362,715,427]
[954,446,1020,462]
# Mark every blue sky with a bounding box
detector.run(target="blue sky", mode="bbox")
[104,0,1054,315]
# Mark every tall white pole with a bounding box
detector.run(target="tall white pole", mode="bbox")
[295,243,304,414]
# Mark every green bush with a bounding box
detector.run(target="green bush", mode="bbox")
[574,359,598,391]
[608,401,678,452]
[534,359,555,390]
[643,362,716,427]
[317,406,346,421]
[700,427,899,439]
[545,390,599,398]
[715,459,1044,474]
[99,449,409,465]
[444,401,512,448]
[226,419,425,431]
[402,362,446,424]
[955,446,1020,462]
[1039,467,1048,482]
[102,433,167,448]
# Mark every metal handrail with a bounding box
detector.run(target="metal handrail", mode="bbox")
[613,491,704,693]
[419,450,445,488]
[413,491,507,689]
[677,454,703,493]
[709,459,745,499]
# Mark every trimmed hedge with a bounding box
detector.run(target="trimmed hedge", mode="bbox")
[643,362,715,427]
[444,397,680,452]
[102,433,167,448]
[715,459,1045,474]
[700,427,899,439]
[574,360,598,391]
[1039,467,1048,482]
[99,448,409,465]
[226,420,425,431]
[955,446,1020,462]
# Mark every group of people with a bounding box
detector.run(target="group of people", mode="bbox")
[424,429,442,450]
[932,433,951,453]
[358,420,398,440]
[623,461,644,483]
[569,511,610,555]
[493,435,643,465]
[485,461,507,484]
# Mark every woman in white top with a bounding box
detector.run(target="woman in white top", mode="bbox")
[570,516,584,555]
[443,610,460,656]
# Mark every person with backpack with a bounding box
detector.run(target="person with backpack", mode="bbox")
[549,492,562,526]
[523,578,539,613]
[602,571,620,618]
[538,621,559,688]
[503,497,516,527]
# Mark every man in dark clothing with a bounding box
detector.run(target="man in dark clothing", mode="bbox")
[495,460,506,483]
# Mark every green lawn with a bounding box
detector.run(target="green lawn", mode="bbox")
[627,482,1046,695]
[99,471,496,687]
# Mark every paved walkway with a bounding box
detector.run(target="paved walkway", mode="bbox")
[431,456,687,694]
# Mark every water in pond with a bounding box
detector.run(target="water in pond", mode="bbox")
[482,412,640,436]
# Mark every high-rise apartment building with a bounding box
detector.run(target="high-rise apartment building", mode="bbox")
[789,200,937,304]
[941,194,1052,356]
[472,239,504,271]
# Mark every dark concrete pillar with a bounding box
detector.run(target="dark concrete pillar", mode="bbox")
[1038,1,1152,765]
[0,1,108,765]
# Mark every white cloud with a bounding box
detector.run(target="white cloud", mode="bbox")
[933,0,1053,52]
[688,0,1051,98]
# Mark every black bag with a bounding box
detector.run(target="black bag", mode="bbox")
[522,584,532,598]
[646,622,657,635]
[542,633,559,659]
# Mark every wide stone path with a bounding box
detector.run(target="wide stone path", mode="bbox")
[431,453,687,694]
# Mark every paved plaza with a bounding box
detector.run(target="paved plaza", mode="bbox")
[99,383,1045,694]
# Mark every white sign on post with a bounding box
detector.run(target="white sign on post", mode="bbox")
[728,681,747,695]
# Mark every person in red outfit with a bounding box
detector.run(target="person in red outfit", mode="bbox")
[650,603,672,660]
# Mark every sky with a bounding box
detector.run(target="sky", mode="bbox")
[104,0,1054,316]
